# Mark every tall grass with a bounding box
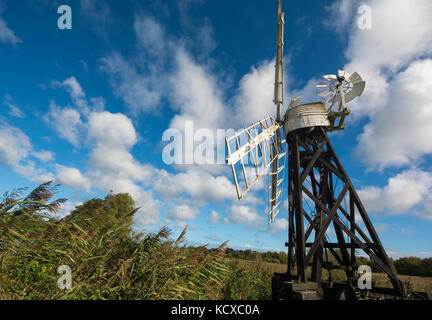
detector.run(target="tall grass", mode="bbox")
[0,183,232,300]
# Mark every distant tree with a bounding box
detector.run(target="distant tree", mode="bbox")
[420,258,432,277]
[394,257,423,276]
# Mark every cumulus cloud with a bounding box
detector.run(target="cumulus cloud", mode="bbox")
[0,124,32,167]
[358,169,432,217]
[44,101,84,148]
[87,111,137,148]
[356,59,432,169]
[43,76,162,225]
[231,59,276,126]
[56,165,91,191]
[264,218,288,235]
[153,168,236,204]
[345,0,432,74]
[341,0,432,119]
[45,77,106,148]
[166,204,199,221]
[208,210,221,223]
[169,49,226,131]
[0,123,54,183]
[227,204,263,227]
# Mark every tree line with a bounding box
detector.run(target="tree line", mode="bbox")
[224,249,432,278]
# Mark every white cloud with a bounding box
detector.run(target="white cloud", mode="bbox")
[265,218,288,235]
[3,94,24,118]
[87,111,137,148]
[356,59,432,169]
[227,204,263,227]
[166,204,199,221]
[56,165,91,191]
[420,194,432,220]
[44,101,84,148]
[0,124,32,167]
[33,150,55,162]
[101,52,163,114]
[45,77,107,148]
[0,6,21,46]
[134,16,166,57]
[231,59,276,126]
[340,0,432,119]
[346,0,432,74]
[323,0,356,33]
[208,210,221,223]
[53,76,105,115]
[358,169,432,216]
[0,123,54,183]
[62,77,85,101]
[154,168,236,204]
[7,104,24,118]
[61,77,87,110]
[169,49,226,131]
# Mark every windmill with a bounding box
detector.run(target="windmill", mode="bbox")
[316,70,366,131]
[225,0,405,299]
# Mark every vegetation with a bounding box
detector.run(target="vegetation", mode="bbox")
[226,247,432,279]
[224,248,288,265]
[0,182,430,300]
[0,182,271,300]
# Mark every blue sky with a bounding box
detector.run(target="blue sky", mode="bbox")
[0,0,432,258]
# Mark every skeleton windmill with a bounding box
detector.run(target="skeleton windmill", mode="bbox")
[225,0,404,299]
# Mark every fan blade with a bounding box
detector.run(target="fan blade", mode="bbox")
[345,80,365,102]
[323,74,337,81]
[338,70,351,79]
[348,72,363,84]
[316,82,332,88]
[317,89,332,97]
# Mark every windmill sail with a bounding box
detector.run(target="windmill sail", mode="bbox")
[225,117,285,201]
[269,0,286,223]
[225,0,287,224]
[273,0,284,121]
